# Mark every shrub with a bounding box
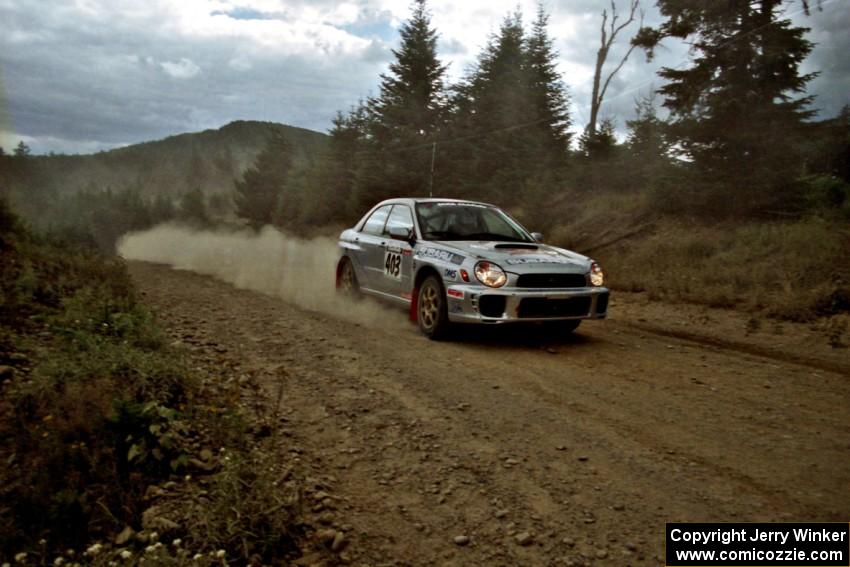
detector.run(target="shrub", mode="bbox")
[1,201,307,564]
[0,201,194,556]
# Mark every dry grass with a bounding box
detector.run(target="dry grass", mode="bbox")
[544,192,850,321]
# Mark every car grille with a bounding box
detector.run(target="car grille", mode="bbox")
[517,297,591,319]
[515,273,587,288]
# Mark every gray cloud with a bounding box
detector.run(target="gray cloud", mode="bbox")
[0,0,846,154]
[798,0,850,118]
[0,0,388,153]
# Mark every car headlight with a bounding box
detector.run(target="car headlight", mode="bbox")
[589,261,604,286]
[474,261,507,288]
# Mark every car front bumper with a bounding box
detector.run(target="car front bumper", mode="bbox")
[444,284,609,324]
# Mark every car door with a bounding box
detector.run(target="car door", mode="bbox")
[380,204,416,300]
[355,204,392,291]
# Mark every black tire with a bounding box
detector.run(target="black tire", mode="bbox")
[337,258,360,298]
[417,275,450,340]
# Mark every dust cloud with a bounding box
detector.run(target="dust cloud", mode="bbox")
[117,224,413,331]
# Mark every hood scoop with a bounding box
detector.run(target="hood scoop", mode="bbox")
[494,243,538,250]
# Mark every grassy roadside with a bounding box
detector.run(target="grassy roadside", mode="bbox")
[603,219,849,319]
[537,192,850,323]
[0,201,318,565]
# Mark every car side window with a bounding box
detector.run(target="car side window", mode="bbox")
[361,205,392,235]
[384,205,414,236]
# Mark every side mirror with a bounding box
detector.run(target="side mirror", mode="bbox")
[388,225,414,241]
[530,232,544,242]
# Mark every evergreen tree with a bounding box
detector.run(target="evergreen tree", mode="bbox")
[327,105,369,218]
[449,8,572,202]
[151,194,176,223]
[371,0,447,144]
[177,187,209,226]
[451,12,534,201]
[6,141,42,217]
[206,192,232,218]
[575,117,636,195]
[352,0,448,209]
[13,141,31,157]
[626,93,673,192]
[634,0,817,214]
[234,130,293,228]
[626,93,669,164]
[526,4,572,158]
[579,118,619,160]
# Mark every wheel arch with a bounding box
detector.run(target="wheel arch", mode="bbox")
[335,255,352,289]
[409,265,442,322]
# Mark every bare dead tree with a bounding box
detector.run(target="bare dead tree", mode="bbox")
[800,0,823,15]
[587,0,641,137]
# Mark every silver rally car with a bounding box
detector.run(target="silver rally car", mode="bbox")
[336,198,609,339]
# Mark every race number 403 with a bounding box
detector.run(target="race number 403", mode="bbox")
[384,250,402,280]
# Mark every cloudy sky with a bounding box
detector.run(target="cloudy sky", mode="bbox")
[1,0,848,154]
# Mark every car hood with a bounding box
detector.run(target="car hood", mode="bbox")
[433,241,591,273]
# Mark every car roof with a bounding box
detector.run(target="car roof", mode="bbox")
[375,197,496,207]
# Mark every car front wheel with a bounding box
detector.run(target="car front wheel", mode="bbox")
[417,275,450,340]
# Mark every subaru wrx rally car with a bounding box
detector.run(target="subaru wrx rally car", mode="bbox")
[336,198,609,339]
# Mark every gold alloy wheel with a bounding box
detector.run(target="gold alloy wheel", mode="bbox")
[419,281,439,331]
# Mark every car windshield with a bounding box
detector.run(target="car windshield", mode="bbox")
[415,202,532,242]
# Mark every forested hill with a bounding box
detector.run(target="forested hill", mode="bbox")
[28,120,328,198]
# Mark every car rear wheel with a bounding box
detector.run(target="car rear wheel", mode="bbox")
[417,275,450,340]
[338,258,360,298]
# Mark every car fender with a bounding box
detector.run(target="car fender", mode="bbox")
[410,245,474,321]
[409,264,441,322]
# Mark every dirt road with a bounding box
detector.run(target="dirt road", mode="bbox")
[128,261,849,566]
